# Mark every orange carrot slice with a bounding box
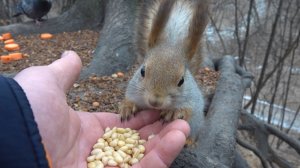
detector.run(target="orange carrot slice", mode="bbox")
[9,53,23,60]
[40,33,53,39]
[4,39,15,44]
[0,36,3,41]
[0,55,12,63]
[4,43,20,51]
[2,33,12,40]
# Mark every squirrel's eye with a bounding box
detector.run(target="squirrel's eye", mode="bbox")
[177,77,184,87]
[141,66,145,77]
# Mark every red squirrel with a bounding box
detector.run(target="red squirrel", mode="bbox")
[119,0,209,124]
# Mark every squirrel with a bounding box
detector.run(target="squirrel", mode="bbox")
[119,0,209,125]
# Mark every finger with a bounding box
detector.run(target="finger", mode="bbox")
[133,130,186,168]
[93,110,160,130]
[138,119,190,139]
[142,120,190,152]
[48,50,82,92]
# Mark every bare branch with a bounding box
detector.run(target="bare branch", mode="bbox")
[247,0,284,113]
[208,14,227,54]
[236,137,268,168]
[239,0,255,67]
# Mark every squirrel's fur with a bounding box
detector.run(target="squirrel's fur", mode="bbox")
[120,0,209,126]
[135,0,208,74]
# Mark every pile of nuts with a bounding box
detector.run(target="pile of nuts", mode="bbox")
[87,127,146,168]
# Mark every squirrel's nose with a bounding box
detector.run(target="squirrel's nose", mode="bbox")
[148,98,163,108]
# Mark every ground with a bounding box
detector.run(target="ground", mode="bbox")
[0,30,299,167]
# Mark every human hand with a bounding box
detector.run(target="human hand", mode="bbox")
[14,51,190,168]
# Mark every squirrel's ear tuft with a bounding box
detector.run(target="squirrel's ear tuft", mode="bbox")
[148,0,175,48]
[185,0,209,60]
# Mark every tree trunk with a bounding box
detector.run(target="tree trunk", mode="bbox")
[80,0,137,77]
[0,0,21,25]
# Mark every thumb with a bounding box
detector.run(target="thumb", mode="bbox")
[48,51,82,92]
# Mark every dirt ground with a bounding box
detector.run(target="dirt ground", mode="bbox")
[0,30,299,167]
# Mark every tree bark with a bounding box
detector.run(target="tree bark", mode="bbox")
[171,56,253,168]
[80,0,137,77]
[0,0,21,25]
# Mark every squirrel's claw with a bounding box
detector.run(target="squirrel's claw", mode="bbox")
[185,137,197,148]
[160,108,192,123]
[160,110,174,123]
[119,99,138,122]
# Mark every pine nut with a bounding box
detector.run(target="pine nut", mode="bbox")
[111,132,118,139]
[117,150,127,158]
[129,158,139,165]
[97,138,105,143]
[95,152,105,160]
[126,144,134,148]
[120,163,130,168]
[87,162,96,168]
[114,155,124,163]
[93,142,105,149]
[137,153,144,160]
[118,140,126,147]
[103,130,113,139]
[105,127,111,132]
[104,150,113,156]
[138,145,145,153]
[94,160,102,165]
[125,138,135,144]
[139,139,146,144]
[123,155,131,163]
[101,156,109,165]
[109,139,118,147]
[87,155,95,162]
[131,135,140,140]
[95,165,104,168]
[91,148,102,155]
[107,159,118,166]
[87,127,146,167]
[119,145,129,152]
[117,128,126,133]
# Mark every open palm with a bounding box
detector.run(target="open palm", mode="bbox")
[14,51,190,168]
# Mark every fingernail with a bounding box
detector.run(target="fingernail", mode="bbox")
[61,50,73,58]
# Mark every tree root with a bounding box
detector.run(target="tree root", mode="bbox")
[238,111,300,168]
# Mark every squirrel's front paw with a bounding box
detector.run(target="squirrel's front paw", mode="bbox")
[119,99,138,122]
[160,108,192,123]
